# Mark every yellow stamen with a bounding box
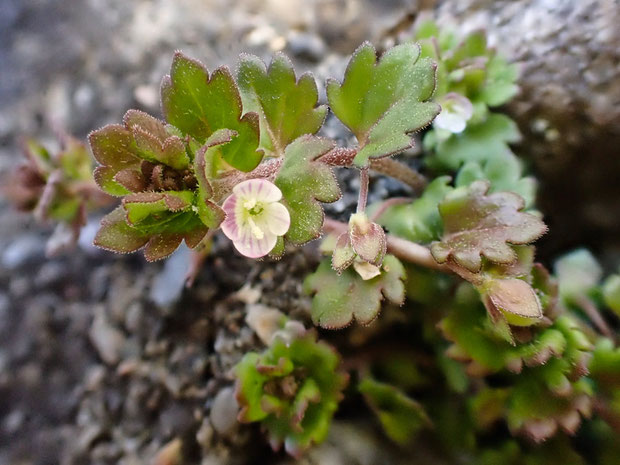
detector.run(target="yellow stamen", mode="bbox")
[247,217,264,239]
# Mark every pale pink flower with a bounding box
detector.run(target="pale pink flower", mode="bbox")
[434,93,474,133]
[221,179,291,258]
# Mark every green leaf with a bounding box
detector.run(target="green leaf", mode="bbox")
[377,176,452,243]
[455,151,536,208]
[193,129,235,229]
[481,277,543,329]
[359,377,431,444]
[237,53,327,155]
[304,255,406,329]
[116,190,208,261]
[332,233,356,272]
[89,124,141,196]
[480,55,519,107]
[89,110,189,196]
[431,180,547,272]
[414,19,440,40]
[122,191,193,225]
[426,113,521,171]
[327,42,440,167]
[94,206,149,254]
[124,110,190,170]
[470,387,509,430]
[58,136,93,181]
[589,339,620,388]
[268,236,285,259]
[274,135,340,245]
[440,297,524,374]
[444,30,487,69]
[603,274,620,315]
[161,51,262,172]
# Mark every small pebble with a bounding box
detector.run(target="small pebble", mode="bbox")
[209,387,239,436]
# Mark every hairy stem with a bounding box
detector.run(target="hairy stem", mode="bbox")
[357,168,369,213]
[369,158,427,193]
[321,147,427,192]
[323,218,448,272]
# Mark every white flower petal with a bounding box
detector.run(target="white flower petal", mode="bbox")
[220,194,241,241]
[233,179,282,203]
[434,112,467,133]
[232,229,278,258]
[435,93,473,134]
[263,202,291,236]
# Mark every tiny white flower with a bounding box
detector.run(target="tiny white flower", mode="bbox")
[221,179,291,258]
[434,93,474,134]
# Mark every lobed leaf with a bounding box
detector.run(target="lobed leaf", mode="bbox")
[94,206,149,254]
[193,129,234,229]
[237,53,327,155]
[161,52,262,172]
[274,135,340,245]
[431,180,547,272]
[89,110,189,196]
[327,42,440,167]
[304,255,406,329]
[96,193,208,262]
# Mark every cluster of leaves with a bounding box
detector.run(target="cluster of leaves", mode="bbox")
[235,326,348,457]
[3,135,111,254]
[87,39,440,262]
[90,53,329,260]
[414,20,535,208]
[329,22,620,462]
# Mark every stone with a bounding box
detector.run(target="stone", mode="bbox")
[209,387,239,436]
[149,245,190,310]
[89,306,126,365]
[1,234,45,270]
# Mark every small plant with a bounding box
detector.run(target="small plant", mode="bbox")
[4,133,111,254]
[235,324,348,457]
[7,19,620,461]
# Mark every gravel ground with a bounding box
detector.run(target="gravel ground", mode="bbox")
[1,1,619,463]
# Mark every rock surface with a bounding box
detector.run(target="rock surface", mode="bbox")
[428,0,620,256]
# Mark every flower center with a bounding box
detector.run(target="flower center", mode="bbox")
[244,198,264,216]
[242,198,266,239]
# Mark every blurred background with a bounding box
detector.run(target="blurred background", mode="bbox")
[0,0,619,464]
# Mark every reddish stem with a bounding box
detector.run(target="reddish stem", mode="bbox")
[357,168,369,213]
